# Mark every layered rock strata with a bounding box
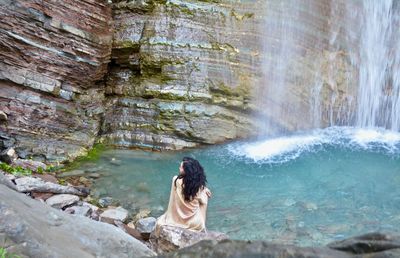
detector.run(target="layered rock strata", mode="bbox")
[0,0,112,162]
[101,0,263,150]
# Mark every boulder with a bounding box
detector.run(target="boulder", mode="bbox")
[100,207,129,223]
[0,184,155,257]
[14,176,88,196]
[0,148,17,164]
[136,217,157,240]
[12,159,46,172]
[150,225,228,253]
[46,194,80,209]
[136,217,157,234]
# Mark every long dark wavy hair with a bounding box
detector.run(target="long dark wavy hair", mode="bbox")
[175,157,207,202]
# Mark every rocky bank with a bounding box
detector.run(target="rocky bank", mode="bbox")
[2,173,400,258]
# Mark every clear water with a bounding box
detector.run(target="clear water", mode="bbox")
[85,127,400,246]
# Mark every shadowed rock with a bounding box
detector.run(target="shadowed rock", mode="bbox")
[328,232,400,254]
[157,239,353,258]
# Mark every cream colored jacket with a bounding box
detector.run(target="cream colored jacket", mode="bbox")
[155,176,209,233]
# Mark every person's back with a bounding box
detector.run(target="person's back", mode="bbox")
[155,157,211,234]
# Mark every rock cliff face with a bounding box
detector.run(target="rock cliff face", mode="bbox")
[0,0,112,162]
[1,0,371,162]
[101,0,263,150]
[0,0,263,161]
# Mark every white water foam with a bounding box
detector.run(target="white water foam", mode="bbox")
[228,127,400,163]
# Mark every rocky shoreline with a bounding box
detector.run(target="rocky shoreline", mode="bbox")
[0,153,227,257]
[2,155,400,257]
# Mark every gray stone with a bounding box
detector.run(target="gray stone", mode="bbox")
[14,176,88,196]
[65,205,91,217]
[150,225,228,253]
[136,217,156,234]
[46,194,80,209]
[0,184,155,257]
[100,206,129,223]
[0,147,17,164]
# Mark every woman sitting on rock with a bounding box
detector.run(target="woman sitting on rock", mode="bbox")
[155,157,212,233]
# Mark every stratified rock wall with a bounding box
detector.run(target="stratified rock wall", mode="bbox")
[0,0,112,162]
[101,0,263,150]
[0,0,370,160]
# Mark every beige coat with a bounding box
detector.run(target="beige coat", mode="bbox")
[155,176,209,233]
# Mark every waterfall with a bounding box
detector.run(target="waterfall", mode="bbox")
[258,0,400,135]
[356,0,400,131]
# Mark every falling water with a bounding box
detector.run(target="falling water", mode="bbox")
[259,0,400,135]
[356,0,400,131]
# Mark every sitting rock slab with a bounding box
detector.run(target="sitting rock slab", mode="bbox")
[151,225,228,253]
[100,206,129,223]
[46,194,80,209]
[0,184,155,258]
